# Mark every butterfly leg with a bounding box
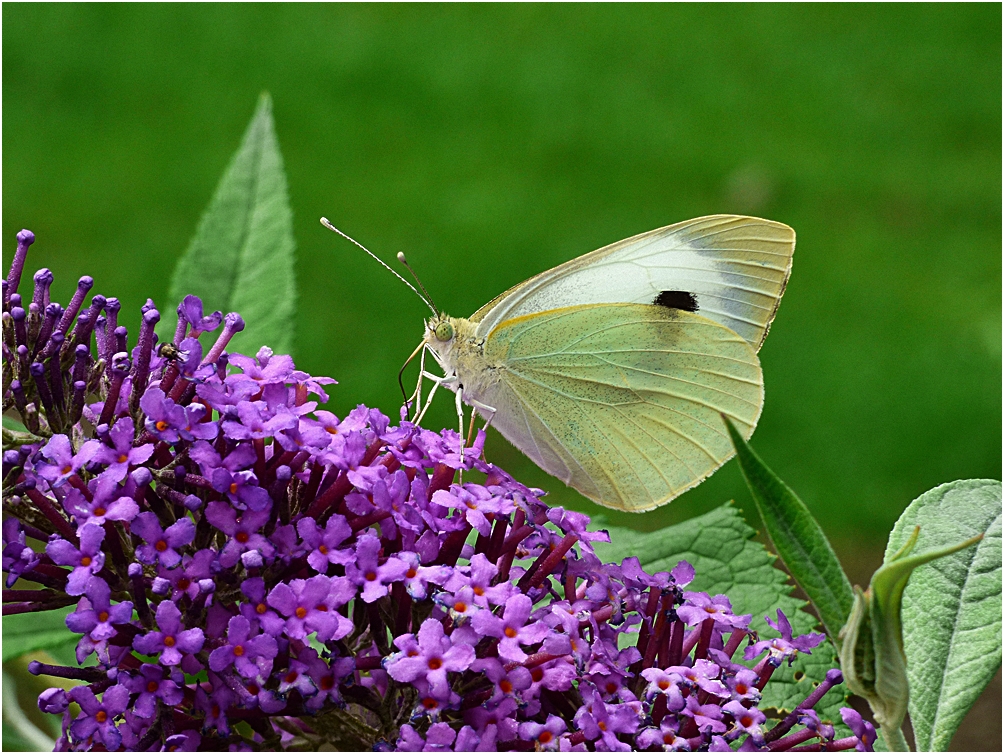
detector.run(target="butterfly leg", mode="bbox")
[414,370,451,425]
[455,385,466,470]
[466,398,496,463]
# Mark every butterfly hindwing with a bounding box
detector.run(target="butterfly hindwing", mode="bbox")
[480,303,764,512]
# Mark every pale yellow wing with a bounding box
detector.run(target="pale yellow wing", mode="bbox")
[472,215,795,352]
[480,304,763,512]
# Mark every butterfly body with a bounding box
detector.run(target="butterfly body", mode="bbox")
[412,215,795,512]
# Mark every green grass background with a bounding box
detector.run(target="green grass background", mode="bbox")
[4,4,1000,551]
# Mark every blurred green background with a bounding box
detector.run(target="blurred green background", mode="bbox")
[4,4,1000,552]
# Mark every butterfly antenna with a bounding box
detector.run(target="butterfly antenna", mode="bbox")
[396,251,440,315]
[320,217,437,315]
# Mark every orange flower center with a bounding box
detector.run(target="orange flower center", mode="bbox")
[454,602,467,613]
[473,586,485,596]
[736,683,748,694]
[295,607,308,619]
[256,603,267,614]
[236,532,249,543]
[95,710,108,723]
[539,731,553,744]
[365,571,377,582]
[422,697,438,710]
[606,681,618,694]
[320,675,335,690]
[598,721,607,732]
[229,483,238,495]
[318,545,328,555]
[155,540,168,552]
[499,680,513,694]
[98,611,109,622]
[427,657,442,670]
[163,636,176,647]
[504,626,518,638]
[285,671,299,683]
[177,577,191,590]
[406,569,417,579]
[117,454,129,464]
[80,556,92,567]
[740,715,754,728]
[232,645,244,657]
[147,681,159,693]
[531,668,544,683]
[155,420,169,431]
[93,507,107,517]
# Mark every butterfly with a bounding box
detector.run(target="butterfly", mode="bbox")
[323,215,794,512]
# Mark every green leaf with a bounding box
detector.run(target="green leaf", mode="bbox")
[2,605,77,662]
[595,503,846,723]
[725,417,854,643]
[158,92,297,356]
[884,479,1002,751]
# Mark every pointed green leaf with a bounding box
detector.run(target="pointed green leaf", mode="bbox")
[595,503,847,723]
[884,479,1002,751]
[158,93,297,355]
[2,605,76,662]
[725,417,855,643]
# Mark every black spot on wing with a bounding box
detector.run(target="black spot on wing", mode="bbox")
[653,290,699,312]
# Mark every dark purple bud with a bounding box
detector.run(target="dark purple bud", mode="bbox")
[183,494,203,512]
[128,562,143,578]
[131,467,153,487]
[31,268,53,309]
[141,298,156,314]
[5,230,35,307]
[55,276,93,336]
[40,329,64,361]
[151,577,171,595]
[9,310,26,352]
[198,578,215,593]
[16,345,30,380]
[65,312,96,357]
[47,345,65,411]
[131,308,160,405]
[98,352,131,427]
[174,465,187,480]
[30,362,57,418]
[94,315,106,355]
[72,343,90,382]
[202,313,245,366]
[37,688,69,715]
[173,300,189,345]
[114,325,128,355]
[4,450,21,466]
[32,303,61,359]
[216,351,229,381]
[9,380,26,412]
[101,298,120,362]
[70,380,87,423]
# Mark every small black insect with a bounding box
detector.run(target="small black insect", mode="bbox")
[653,290,699,312]
[157,342,182,361]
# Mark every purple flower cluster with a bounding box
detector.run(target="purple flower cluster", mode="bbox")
[1,230,876,752]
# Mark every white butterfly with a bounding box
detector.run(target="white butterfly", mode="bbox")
[324,215,794,512]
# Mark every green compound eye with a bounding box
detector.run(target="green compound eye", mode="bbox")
[434,321,454,342]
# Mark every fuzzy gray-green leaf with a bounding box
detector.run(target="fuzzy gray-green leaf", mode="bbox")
[159,93,296,356]
[725,417,854,643]
[883,479,1002,751]
[595,503,846,723]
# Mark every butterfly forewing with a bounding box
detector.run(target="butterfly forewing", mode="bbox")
[471,215,794,352]
[480,304,764,512]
